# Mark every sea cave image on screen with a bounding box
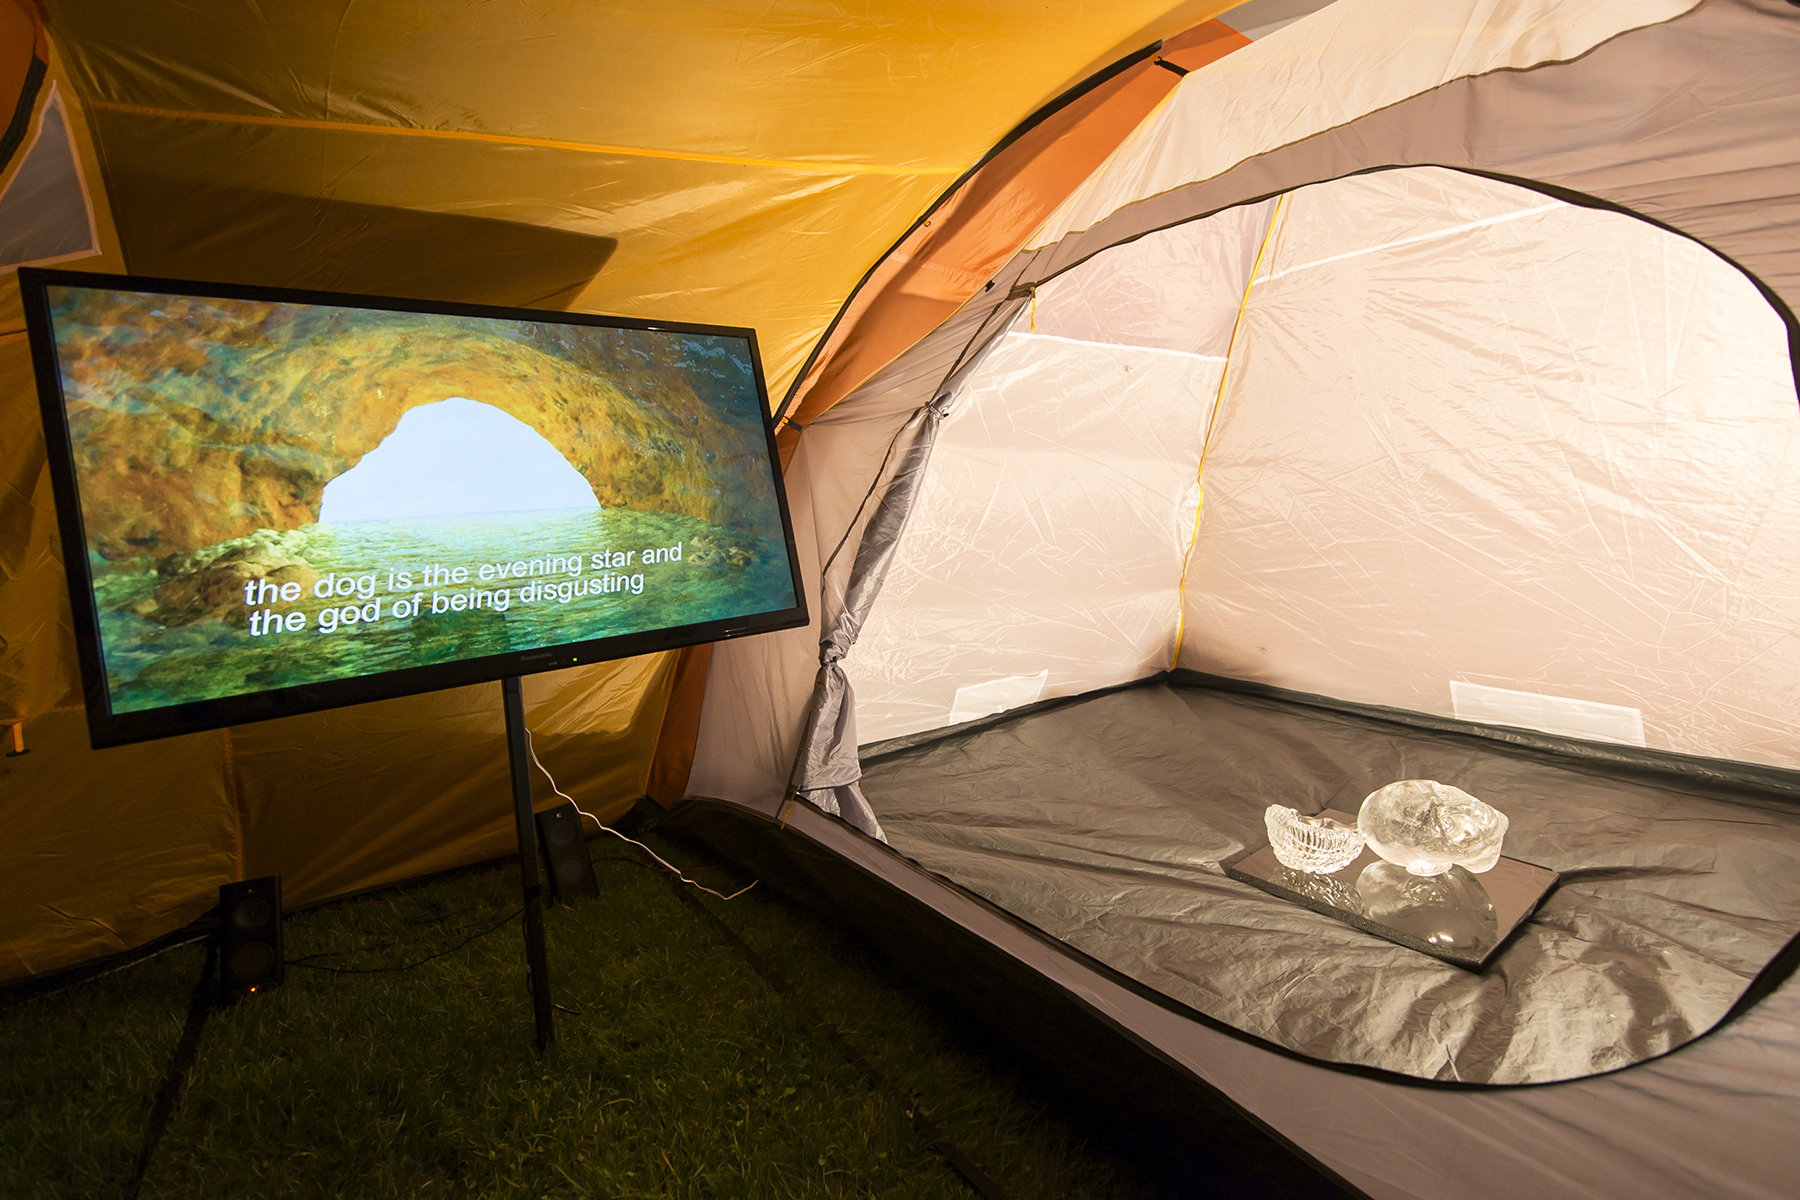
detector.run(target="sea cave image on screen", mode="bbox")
[48,288,796,713]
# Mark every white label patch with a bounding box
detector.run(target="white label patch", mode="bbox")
[1451,681,1646,747]
[949,671,1049,725]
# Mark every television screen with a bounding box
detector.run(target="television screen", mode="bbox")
[20,269,807,748]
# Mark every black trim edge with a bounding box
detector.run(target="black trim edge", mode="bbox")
[0,55,47,178]
[1173,668,1800,802]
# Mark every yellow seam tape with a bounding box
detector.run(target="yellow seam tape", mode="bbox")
[89,101,960,176]
[1169,192,1288,670]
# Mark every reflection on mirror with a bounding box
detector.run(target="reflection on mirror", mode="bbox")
[1355,861,1500,953]
[1270,864,1363,912]
[1225,807,1558,969]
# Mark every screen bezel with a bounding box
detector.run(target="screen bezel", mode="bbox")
[20,267,809,749]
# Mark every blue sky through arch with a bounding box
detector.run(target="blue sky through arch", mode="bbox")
[320,397,600,522]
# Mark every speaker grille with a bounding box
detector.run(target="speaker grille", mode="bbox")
[535,803,598,903]
[218,875,283,1004]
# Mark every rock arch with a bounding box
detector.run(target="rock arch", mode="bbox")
[60,300,772,562]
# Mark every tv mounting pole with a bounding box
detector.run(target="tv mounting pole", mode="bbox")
[502,675,555,1051]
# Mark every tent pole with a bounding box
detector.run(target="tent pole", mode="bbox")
[501,675,555,1051]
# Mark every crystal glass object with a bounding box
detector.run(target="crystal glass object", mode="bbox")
[1264,805,1365,874]
[1357,779,1508,876]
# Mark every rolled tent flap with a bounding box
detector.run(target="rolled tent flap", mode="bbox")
[785,290,1033,832]
[790,399,948,840]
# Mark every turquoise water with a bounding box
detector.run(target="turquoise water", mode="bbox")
[96,507,794,713]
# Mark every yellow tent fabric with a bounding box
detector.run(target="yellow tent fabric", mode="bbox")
[47,0,1239,402]
[1,0,1230,980]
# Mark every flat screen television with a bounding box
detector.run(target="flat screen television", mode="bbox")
[20,268,807,748]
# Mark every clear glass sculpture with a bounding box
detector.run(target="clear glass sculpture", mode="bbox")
[1264,805,1365,874]
[1357,779,1508,876]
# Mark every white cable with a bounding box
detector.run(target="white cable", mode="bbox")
[524,729,756,902]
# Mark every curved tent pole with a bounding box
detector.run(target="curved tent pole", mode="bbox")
[774,18,1256,431]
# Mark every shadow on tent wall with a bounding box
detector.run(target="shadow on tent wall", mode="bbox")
[103,179,616,311]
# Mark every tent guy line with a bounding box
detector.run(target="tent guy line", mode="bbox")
[87,100,965,176]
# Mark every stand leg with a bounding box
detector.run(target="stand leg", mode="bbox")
[502,675,555,1051]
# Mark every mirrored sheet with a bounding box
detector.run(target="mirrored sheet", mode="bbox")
[1224,809,1558,969]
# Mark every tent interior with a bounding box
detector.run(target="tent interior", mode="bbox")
[694,161,1800,1085]
[8,0,1800,1194]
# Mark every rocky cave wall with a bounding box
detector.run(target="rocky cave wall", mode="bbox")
[49,291,778,565]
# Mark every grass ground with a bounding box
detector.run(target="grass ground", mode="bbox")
[1,829,1166,1199]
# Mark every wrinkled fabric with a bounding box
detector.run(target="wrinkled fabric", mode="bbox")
[46,0,1221,403]
[1027,0,1697,250]
[790,315,1027,835]
[792,398,956,840]
[862,681,1800,1084]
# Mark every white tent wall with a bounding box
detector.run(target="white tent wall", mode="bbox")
[1025,0,1701,255]
[1177,167,1800,769]
[690,0,1744,787]
[849,200,1277,742]
[844,163,1800,760]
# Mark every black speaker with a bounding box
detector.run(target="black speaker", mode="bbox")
[536,802,597,904]
[218,875,283,1004]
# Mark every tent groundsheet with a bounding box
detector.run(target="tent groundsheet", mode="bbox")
[665,786,1800,1200]
[858,674,1800,1084]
